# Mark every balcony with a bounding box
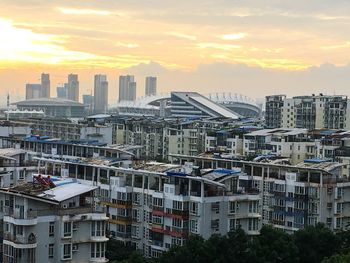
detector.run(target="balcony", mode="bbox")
[3,232,37,249]
[151,226,188,238]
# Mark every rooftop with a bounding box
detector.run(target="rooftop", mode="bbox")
[245,128,308,137]
[5,175,97,203]
[0,148,27,157]
[13,98,84,107]
[134,161,181,173]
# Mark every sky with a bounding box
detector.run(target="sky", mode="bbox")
[1,0,350,105]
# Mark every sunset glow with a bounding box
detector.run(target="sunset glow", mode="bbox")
[1,0,350,102]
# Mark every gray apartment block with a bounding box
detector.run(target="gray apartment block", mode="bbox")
[0,175,108,263]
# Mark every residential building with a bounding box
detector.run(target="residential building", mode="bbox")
[25,84,41,100]
[94,75,108,114]
[0,175,108,263]
[67,74,79,102]
[265,95,285,128]
[119,75,136,102]
[41,73,50,98]
[145,76,157,96]
[34,159,262,258]
[56,85,67,99]
[0,148,36,187]
[170,153,350,233]
[266,94,350,129]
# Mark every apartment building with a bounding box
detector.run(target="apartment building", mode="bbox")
[33,157,262,258]
[112,117,241,161]
[204,128,251,157]
[266,94,350,130]
[0,148,36,187]
[0,135,140,163]
[170,153,350,233]
[265,95,286,128]
[241,128,350,165]
[0,175,108,263]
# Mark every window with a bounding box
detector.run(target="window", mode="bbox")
[48,244,54,258]
[248,218,259,231]
[63,222,72,238]
[337,188,344,199]
[190,202,199,215]
[172,218,182,228]
[336,218,342,229]
[91,243,106,259]
[152,215,163,225]
[173,201,183,210]
[15,225,23,235]
[49,222,55,237]
[229,219,240,231]
[336,203,343,214]
[228,201,239,214]
[19,170,25,180]
[62,244,72,260]
[248,201,259,213]
[190,220,198,234]
[153,198,163,207]
[171,237,183,246]
[131,226,139,238]
[91,221,105,237]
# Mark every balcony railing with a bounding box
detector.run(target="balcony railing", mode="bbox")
[3,233,37,244]
[4,205,105,219]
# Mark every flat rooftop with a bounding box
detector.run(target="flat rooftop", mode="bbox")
[134,161,181,173]
[245,128,308,137]
[0,148,28,157]
[5,176,97,203]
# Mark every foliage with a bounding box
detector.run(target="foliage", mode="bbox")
[106,224,350,263]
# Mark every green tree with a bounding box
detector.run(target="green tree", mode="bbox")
[106,239,136,262]
[294,223,341,263]
[322,253,350,263]
[252,226,299,263]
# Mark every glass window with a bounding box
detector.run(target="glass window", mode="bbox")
[63,244,72,259]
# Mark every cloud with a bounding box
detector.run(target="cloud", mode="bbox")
[221,33,246,40]
[197,43,241,50]
[0,18,97,65]
[321,42,350,50]
[120,61,350,100]
[165,32,197,40]
[57,7,112,16]
[115,42,139,48]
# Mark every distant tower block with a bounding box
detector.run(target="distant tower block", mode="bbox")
[145,76,157,96]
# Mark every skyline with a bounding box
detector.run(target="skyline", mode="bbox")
[1,0,350,104]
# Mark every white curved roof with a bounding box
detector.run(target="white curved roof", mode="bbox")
[116,92,258,109]
[13,98,84,107]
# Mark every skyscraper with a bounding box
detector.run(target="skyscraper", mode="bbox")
[67,74,79,102]
[56,85,67,99]
[40,73,50,98]
[145,76,157,96]
[25,84,41,100]
[118,75,136,102]
[128,81,136,101]
[94,74,108,113]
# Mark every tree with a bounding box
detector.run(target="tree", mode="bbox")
[322,253,350,263]
[294,223,341,263]
[106,239,136,262]
[252,226,299,263]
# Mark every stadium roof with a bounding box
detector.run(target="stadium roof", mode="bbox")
[13,98,84,107]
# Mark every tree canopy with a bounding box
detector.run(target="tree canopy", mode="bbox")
[107,224,350,263]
